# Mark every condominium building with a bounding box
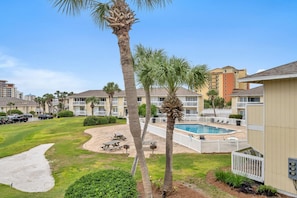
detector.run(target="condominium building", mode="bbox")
[230,86,263,119]
[0,80,22,98]
[198,66,249,102]
[231,61,297,197]
[68,87,203,118]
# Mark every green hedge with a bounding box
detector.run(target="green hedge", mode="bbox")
[65,169,138,198]
[83,116,117,126]
[0,112,6,116]
[58,110,74,117]
[229,114,243,119]
[7,109,23,115]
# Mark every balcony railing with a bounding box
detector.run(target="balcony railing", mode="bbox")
[74,110,86,116]
[237,102,262,108]
[231,151,264,182]
[73,101,86,105]
[182,101,197,107]
[94,111,106,116]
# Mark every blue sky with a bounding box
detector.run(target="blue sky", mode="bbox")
[0,0,296,97]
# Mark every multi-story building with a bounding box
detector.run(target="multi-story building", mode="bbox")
[0,97,39,114]
[231,61,297,197]
[198,66,249,102]
[230,86,263,119]
[68,87,203,118]
[0,80,22,98]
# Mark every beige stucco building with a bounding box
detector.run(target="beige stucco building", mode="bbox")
[232,61,297,197]
[230,86,264,119]
[68,87,203,118]
[0,97,39,114]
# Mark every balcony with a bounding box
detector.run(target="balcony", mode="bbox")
[182,101,197,107]
[237,102,262,108]
[94,111,106,116]
[74,110,86,116]
[73,101,86,106]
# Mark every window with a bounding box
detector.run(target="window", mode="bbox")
[159,97,165,101]
[137,97,142,102]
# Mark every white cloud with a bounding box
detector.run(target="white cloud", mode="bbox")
[10,67,88,96]
[0,53,19,68]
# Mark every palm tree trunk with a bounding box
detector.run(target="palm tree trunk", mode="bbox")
[163,115,175,196]
[131,87,151,176]
[116,32,152,197]
[109,96,112,116]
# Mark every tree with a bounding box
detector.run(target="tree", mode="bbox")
[34,97,44,114]
[131,44,166,175]
[7,102,15,115]
[207,89,218,117]
[103,82,121,116]
[50,1,171,196]
[86,96,99,116]
[43,93,55,114]
[154,55,208,195]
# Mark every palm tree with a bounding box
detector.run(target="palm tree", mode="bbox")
[131,44,166,175]
[86,96,99,116]
[207,89,218,117]
[43,93,55,114]
[50,1,171,196]
[7,102,15,115]
[103,82,121,116]
[154,55,209,195]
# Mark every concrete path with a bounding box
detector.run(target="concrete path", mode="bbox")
[0,143,55,192]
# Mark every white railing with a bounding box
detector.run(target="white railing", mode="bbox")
[94,111,106,116]
[181,101,197,107]
[73,101,86,105]
[141,123,249,153]
[74,110,86,116]
[237,102,262,108]
[232,151,264,182]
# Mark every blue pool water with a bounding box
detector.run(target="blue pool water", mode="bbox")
[174,124,233,134]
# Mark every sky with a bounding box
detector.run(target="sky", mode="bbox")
[0,0,296,97]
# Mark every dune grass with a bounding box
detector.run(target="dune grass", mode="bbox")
[0,117,232,198]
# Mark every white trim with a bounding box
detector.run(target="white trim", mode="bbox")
[247,125,264,131]
[239,73,297,83]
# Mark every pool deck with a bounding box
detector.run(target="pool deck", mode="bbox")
[156,120,247,141]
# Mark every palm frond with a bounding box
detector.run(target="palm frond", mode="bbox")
[50,0,94,15]
[131,0,172,10]
[91,2,111,29]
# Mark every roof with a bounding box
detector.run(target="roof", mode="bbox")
[69,87,200,98]
[239,61,297,83]
[230,86,263,97]
[0,97,38,107]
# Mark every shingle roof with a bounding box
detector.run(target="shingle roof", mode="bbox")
[239,61,297,83]
[0,97,38,107]
[69,87,200,98]
[230,86,263,97]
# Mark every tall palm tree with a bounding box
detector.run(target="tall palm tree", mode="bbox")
[155,56,209,195]
[50,1,171,196]
[86,96,99,116]
[7,102,15,115]
[207,89,218,117]
[103,82,121,116]
[131,44,166,175]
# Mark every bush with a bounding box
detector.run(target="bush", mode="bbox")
[229,114,243,119]
[257,185,277,196]
[83,116,99,126]
[58,110,74,117]
[29,111,35,116]
[0,112,6,116]
[7,109,23,115]
[215,170,252,188]
[83,116,117,126]
[108,116,117,123]
[65,169,138,198]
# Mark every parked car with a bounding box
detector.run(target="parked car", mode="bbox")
[38,114,54,120]
[23,113,33,118]
[0,116,9,124]
[7,115,28,123]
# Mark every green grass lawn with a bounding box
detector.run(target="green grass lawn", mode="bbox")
[0,117,232,198]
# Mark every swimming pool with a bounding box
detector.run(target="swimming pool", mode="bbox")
[174,124,234,134]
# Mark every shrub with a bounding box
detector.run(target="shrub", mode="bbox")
[257,185,277,196]
[58,110,74,117]
[229,114,243,119]
[0,112,6,116]
[29,111,35,116]
[214,170,252,188]
[83,116,99,126]
[7,109,23,115]
[108,116,117,123]
[98,117,109,124]
[65,169,138,198]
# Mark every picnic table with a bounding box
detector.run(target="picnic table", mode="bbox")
[113,132,127,141]
[101,140,121,151]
